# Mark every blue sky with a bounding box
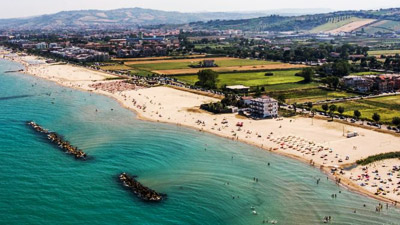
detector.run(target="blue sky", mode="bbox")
[1,0,399,18]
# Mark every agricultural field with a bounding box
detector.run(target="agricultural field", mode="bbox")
[328,19,376,34]
[279,89,358,104]
[121,57,306,75]
[350,71,381,76]
[359,20,400,34]
[263,82,320,92]
[126,57,280,70]
[173,70,304,88]
[368,49,400,57]
[194,43,231,49]
[112,55,207,61]
[154,64,306,75]
[311,17,364,33]
[315,95,400,124]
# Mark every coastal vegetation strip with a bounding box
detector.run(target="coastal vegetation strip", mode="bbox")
[356,152,400,165]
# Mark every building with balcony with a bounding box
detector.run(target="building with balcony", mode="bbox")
[249,96,279,118]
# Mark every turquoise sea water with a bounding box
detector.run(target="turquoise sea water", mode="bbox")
[0,59,400,225]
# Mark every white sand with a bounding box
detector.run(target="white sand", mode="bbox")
[343,159,400,202]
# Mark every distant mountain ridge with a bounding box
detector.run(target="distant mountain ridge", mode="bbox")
[179,8,400,33]
[0,7,332,30]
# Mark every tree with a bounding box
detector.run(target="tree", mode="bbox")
[307,102,313,109]
[311,108,316,117]
[332,60,351,76]
[392,117,400,127]
[322,104,329,114]
[196,69,219,89]
[353,110,361,120]
[329,104,337,119]
[254,87,262,97]
[331,77,340,89]
[277,95,286,104]
[372,113,381,123]
[299,67,314,83]
[321,76,340,89]
[338,106,345,116]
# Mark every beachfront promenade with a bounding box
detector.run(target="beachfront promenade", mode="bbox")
[3,52,400,204]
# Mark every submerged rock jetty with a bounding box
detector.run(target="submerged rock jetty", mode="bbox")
[28,121,87,160]
[119,173,165,202]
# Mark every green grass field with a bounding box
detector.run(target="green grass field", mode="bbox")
[173,70,303,87]
[194,43,231,49]
[361,20,400,34]
[263,82,320,92]
[128,58,281,71]
[279,89,358,104]
[311,17,363,33]
[315,95,400,123]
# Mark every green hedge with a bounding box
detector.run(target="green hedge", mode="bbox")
[356,152,400,165]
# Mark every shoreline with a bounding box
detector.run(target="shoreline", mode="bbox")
[2,52,400,205]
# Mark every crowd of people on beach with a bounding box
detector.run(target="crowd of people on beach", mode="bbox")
[89,80,143,93]
[348,162,400,200]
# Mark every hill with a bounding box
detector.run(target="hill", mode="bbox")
[0,8,331,30]
[180,8,400,33]
[1,7,400,34]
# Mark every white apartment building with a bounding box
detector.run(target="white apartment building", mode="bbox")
[250,96,279,118]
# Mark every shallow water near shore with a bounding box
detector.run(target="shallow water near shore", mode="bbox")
[1,59,400,225]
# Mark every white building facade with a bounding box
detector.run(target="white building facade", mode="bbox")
[250,97,279,118]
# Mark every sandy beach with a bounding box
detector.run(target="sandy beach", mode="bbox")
[3,52,400,204]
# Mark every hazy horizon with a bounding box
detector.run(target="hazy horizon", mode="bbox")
[0,0,399,19]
